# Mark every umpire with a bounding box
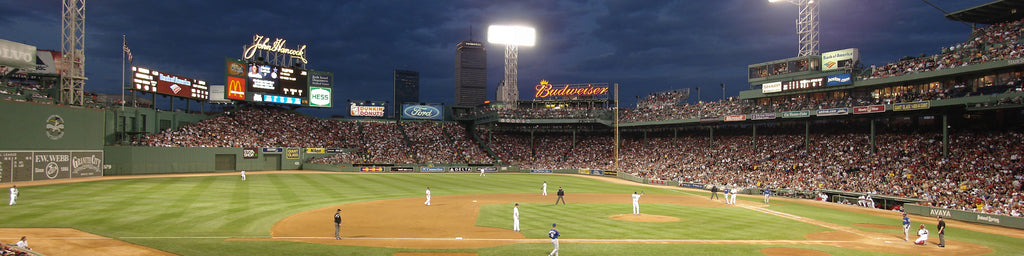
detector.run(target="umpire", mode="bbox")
[710,185,720,200]
[555,187,566,205]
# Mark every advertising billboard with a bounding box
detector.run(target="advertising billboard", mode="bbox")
[350,101,386,117]
[131,66,209,100]
[822,48,859,71]
[533,80,609,99]
[826,73,852,86]
[762,81,782,93]
[852,105,885,114]
[224,58,332,107]
[0,39,36,68]
[402,104,443,120]
[893,101,931,111]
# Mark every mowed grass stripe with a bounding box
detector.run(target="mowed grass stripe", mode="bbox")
[477,202,828,240]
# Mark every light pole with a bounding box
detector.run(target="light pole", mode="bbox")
[488,25,536,107]
[769,0,819,57]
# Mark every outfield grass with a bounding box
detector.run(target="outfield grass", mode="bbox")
[1,173,1022,256]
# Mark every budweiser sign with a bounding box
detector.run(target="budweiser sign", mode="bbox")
[534,80,609,98]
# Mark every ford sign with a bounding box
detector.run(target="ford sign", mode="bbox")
[402,104,443,120]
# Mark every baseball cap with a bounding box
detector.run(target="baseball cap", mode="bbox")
[552,223,557,227]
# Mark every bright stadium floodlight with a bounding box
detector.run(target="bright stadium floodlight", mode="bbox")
[488,25,536,105]
[770,0,819,57]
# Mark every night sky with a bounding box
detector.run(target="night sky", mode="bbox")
[1,0,995,117]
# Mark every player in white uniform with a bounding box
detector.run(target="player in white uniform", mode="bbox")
[9,185,18,206]
[241,171,246,181]
[632,191,642,215]
[730,188,738,205]
[513,203,520,231]
[542,181,548,196]
[480,168,485,176]
[914,224,929,245]
[424,187,431,206]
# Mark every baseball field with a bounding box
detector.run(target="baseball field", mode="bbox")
[1,172,1022,256]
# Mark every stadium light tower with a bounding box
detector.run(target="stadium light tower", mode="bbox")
[488,25,536,106]
[770,0,819,57]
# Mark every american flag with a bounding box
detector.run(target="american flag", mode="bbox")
[123,38,133,63]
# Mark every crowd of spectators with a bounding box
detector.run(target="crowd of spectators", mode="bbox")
[479,126,1023,217]
[492,106,609,119]
[138,107,356,148]
[621,98,749,123]
[636,89,689,109]
[867,19,1024,80]
[139,106,495,165]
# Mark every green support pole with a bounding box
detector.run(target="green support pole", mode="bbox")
[709,127,715,145]
[752,123,758,147]
[870,119,876,154]
[805,121,810,147]
[942,114,949,157]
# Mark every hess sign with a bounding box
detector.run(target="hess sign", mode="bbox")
[534,80,609,99]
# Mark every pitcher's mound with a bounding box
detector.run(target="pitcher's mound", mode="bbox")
[610,214,680,222]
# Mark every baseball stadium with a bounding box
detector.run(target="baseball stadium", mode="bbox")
[3,1,1024,256]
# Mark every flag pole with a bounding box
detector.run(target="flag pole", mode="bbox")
[121,34,126,110]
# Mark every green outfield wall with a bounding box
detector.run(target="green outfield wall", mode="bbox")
[103,146,319,175]
[301,163,514,173]
[905,204,1024,230]
[0,101,105,150]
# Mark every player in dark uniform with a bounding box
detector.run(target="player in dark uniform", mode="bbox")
[937,216,946,247]
[555,187,566,205]
[710,185,720,200]
[333,209,342,239]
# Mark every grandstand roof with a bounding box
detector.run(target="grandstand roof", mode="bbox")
[945,0,1024,25]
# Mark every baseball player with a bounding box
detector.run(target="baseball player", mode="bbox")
[763,187,771,204]
[632,191,643,215]
[730,188,738,205]
[723,187,731,204]
[15,236,29,250]
[914,224,929,245]
[241,171,246,181]
[513,203,520,232]
[548,223,560,256]
[902,212,911,241]
[9,185,17,206]
[333,209,342,239]
[480,168,486,176]
[542,181,548,196]
[424,187,431,206]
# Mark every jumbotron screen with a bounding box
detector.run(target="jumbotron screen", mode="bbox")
[224,58,333,107]
[131,66,209,100]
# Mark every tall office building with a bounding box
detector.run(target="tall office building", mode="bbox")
[455,40,486,106]
[393,69,420,117]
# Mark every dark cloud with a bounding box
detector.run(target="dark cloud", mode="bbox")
[0,0,998,114]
